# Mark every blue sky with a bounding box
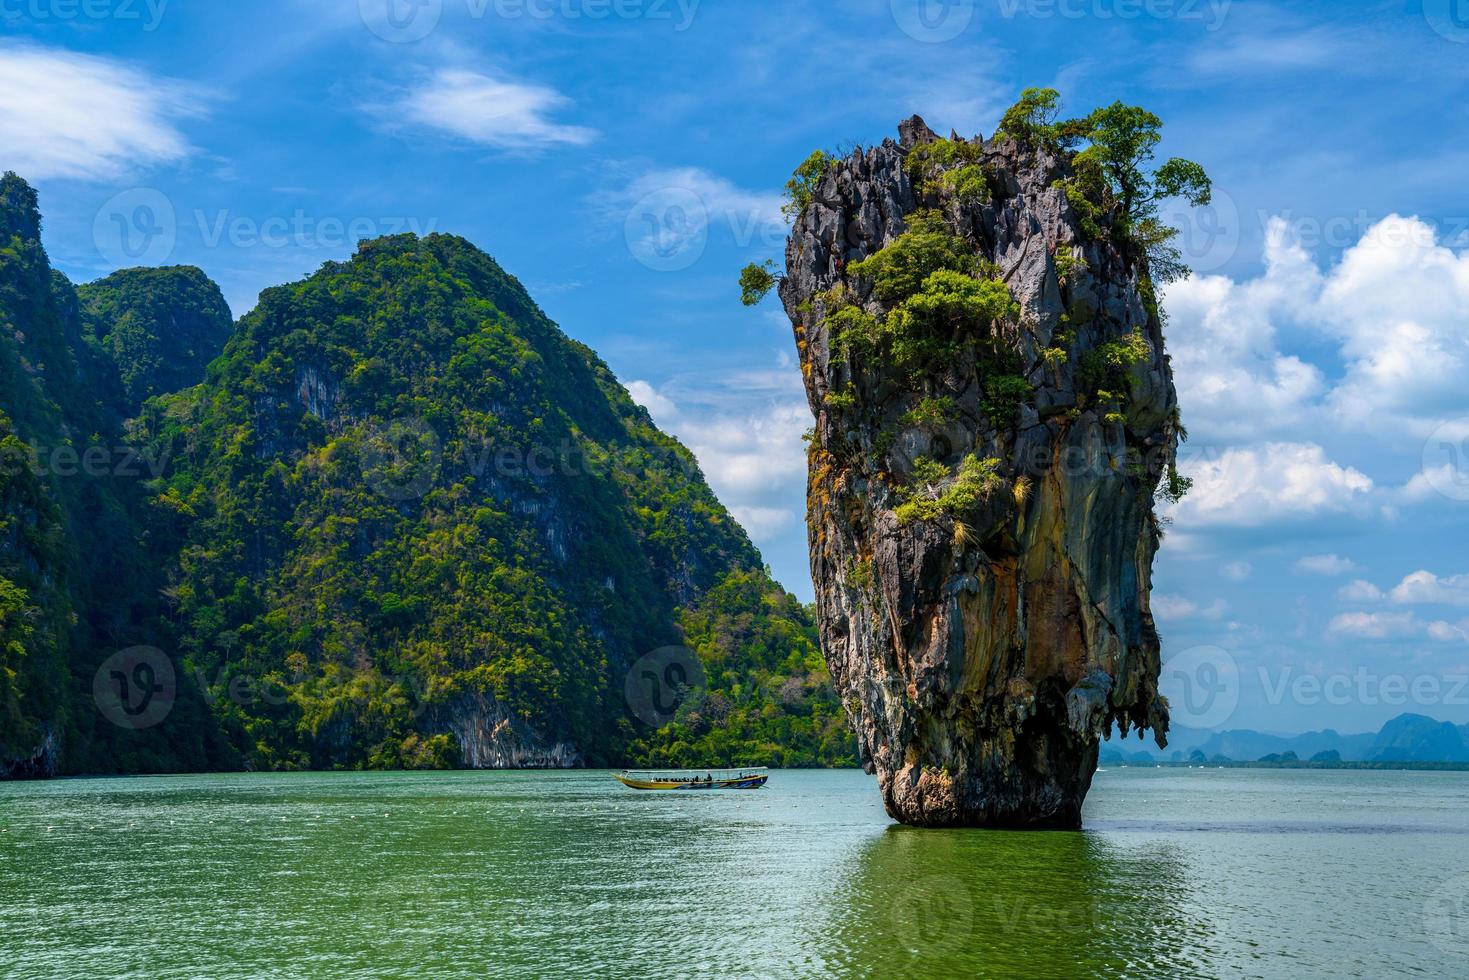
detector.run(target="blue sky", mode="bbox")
[4,0,1469,734]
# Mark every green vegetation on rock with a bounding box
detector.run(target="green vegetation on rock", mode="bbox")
[76,266,233,416]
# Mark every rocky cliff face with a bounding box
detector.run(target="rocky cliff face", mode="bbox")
[781,117,1178,827]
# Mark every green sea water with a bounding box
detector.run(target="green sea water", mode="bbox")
[3,767,1467,978]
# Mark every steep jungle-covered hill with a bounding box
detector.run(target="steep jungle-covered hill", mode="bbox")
[76,265,233,417]
[1,173,851,775]
[0,173,229,777]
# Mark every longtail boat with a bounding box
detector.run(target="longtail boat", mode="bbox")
[614,767,768,790]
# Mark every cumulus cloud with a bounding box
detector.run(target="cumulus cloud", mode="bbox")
[1162,442,1372,528]
[1295,553,1362,576]
[624,369,808,545]
[625,380,676,421]
[1329,610,1469,643]
[1338,579,1385,602]
[1162,257,1326,441]
[1388,570,1469,607]
[1163,215,1469,444]
[0,43,203,181]
[376,69,596,150]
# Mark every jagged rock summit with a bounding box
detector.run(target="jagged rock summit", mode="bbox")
[781,116,1180,827]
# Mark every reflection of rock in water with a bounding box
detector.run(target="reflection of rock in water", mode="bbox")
[824,826,1207,976]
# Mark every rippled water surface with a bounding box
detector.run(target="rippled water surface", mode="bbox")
[3,767,1468,977]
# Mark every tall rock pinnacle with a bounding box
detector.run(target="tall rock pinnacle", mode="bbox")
[780,116,1179,827]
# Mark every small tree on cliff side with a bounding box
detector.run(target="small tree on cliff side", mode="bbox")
[997,89,1212,283]
[739,260,779,306]
[1078,101,1211,282]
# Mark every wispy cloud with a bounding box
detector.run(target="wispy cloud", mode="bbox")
[371,68,597,151]
[1295,554,1362,576]
[594,165,785,269]
[0,42,204,181]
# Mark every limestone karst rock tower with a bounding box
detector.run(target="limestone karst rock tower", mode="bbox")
[780,116,1180,827]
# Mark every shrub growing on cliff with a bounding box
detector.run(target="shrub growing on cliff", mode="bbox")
[739,260,778,306]
[848,210,975,299]
[841,212,1019,374]
[895,454,1003,524]
[782,150,834,220]
[900,396,957,429]
[905,137,990,204]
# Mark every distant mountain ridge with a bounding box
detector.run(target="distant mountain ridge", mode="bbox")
[1104,712,1469,764]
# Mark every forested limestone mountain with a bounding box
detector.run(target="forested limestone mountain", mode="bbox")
[76,265,233,417]
[0,173,851,776]
[1,173,227,777]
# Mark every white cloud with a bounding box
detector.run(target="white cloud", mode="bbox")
[1153,594,1228,621]
[0,43,202,181]
[728,506,798,541]
[380,69,596,150]
[1165,215,1469,449]
[1388,570,1469,607]
[1164,442,1372,528]
[623,369,809,546]
[1329,610,1469,643]
[1328,610,1420,640]
[1221,561,1253,582]
[625,380,676,421]
[1400,464,1467,504]
[596,165,785,265]
[1338,579,1384,602]
[1162,259,1326,441]
[1295,553,1361,576]
[1427,620,1469,643]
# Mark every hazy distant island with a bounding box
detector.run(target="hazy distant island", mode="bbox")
[1103,712,1469,769]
